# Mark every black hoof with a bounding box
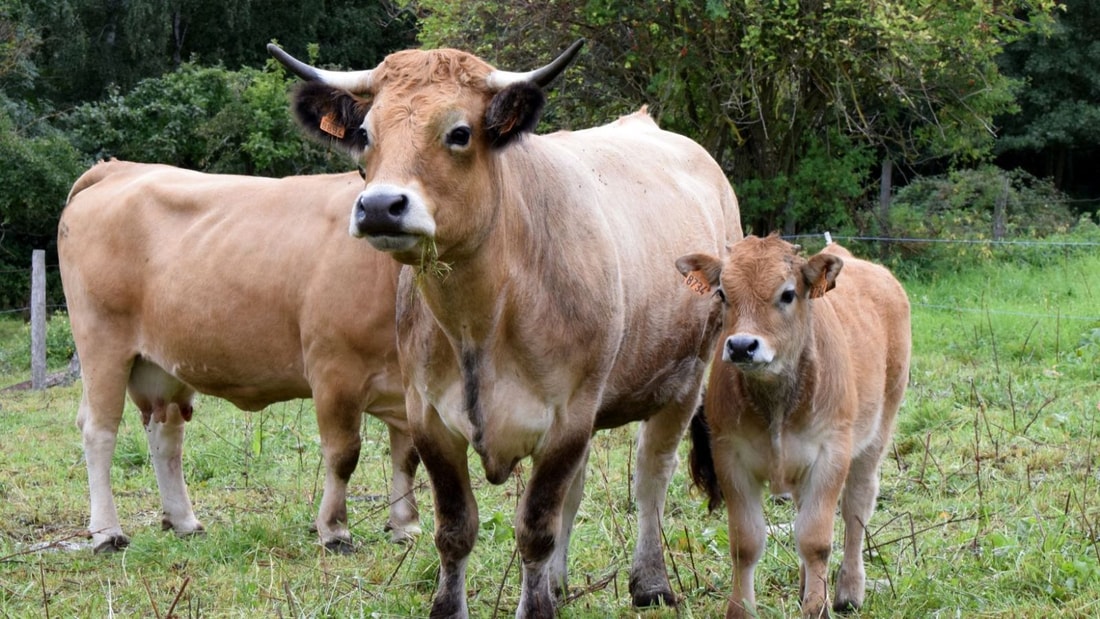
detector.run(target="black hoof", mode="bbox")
[324,538,355,555]
[833,598,861,614]
[632,588,677,608]
[93,535,130,554]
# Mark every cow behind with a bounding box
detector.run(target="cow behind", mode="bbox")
[269,41,741,617]
[58,160,420,553]
[679,234,910,618]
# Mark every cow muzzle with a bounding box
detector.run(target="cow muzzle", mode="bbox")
[349,184,436,253]
[723,333,776,367]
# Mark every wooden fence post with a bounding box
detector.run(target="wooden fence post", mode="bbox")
[31,249,47,390]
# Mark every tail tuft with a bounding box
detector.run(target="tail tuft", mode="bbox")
[688,402,724,512]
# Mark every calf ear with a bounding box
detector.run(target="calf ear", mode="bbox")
[485,82,546,149]
[802,254,843,299]
[676,253,723,295]
[291,82,370,155]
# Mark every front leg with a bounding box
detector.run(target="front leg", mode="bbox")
[516,431,590,619]
[795,451,851,619]
[313,390,363,553]
[414,398,478,619]
[384,422,422,543]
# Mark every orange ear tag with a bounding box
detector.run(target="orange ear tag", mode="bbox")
[684,270,711,296]
[320,113,346,139]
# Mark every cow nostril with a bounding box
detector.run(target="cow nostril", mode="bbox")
[388,195,408,217]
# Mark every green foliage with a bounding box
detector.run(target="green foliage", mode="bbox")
[407,0,1058,234]
[883,166,1086,276]
[0,311,74,375]
[62,61,346,176]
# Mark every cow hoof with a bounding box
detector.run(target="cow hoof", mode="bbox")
[833,598,860,614]
[385,523,422,544]
[631,588,677,609]
[93,535,130,554]
[324,537,355,554]
[162,518,205,537]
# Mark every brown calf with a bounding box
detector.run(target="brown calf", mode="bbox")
[679,234,910,618]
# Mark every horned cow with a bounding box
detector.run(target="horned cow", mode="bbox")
[59,160,420,553]
[680,234,911,619]
[269,40,741,617]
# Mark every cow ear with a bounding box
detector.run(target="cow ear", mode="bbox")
[676,253,723,292]
[485,82,546,149]
[291,82,370,155]
[802,254,843,299]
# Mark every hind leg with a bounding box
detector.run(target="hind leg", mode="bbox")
[77,364,132,553]
[129,360,203,537]
[383,424,422,543]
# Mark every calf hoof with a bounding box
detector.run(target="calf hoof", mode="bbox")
[93,535,130,554]
[324,537,355,555]
[162,518,205,537]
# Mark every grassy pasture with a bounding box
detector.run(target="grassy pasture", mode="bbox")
[1,245,1098,618]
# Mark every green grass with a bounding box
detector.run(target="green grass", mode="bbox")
[1,247,1098,618]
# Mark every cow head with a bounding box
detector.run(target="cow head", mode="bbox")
[676,234,843,376]
[268,40,584,266]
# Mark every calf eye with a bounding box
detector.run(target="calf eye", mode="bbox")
[779,289,796,305]
[446,126,472,148]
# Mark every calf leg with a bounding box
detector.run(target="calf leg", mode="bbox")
[313,390,364,552]
[795,457,850,619]
[516,431,590,619]
[384,424,422,543]
[629,403,695,607]
[834,449,884,612]
[719,460,766,619]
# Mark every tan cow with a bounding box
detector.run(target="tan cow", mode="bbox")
[269,40,741,617]
[679,234,911,618]
[58,160,420,553]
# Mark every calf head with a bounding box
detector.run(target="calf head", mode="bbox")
[677,234,842,377]
[268,40,583,267]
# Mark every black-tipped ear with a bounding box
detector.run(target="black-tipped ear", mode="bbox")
[485,82,545,149]
[291,82,370,155]
[802,253,843,299]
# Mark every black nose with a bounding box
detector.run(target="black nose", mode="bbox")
[354,191,409,235]
[725,335,759,363]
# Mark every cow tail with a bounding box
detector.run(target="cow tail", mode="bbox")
[688,401,725,512]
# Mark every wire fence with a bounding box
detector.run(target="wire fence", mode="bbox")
[1,236,1098,324]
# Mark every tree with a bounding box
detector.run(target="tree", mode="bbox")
[996,0,1100,207]
[408,0,1056,233]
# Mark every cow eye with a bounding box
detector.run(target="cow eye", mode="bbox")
[715,288,727,304]
[779,289,796,305]
[446,126,472,148]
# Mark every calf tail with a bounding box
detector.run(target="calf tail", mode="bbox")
[688,402,724,512]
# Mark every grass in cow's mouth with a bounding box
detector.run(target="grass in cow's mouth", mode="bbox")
[416,236,452,281]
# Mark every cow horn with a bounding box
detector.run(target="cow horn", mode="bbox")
[485,39,585,92]
[266,43,375,93]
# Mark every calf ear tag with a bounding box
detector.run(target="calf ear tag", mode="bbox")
[320,113,346,139]
[684,270,711,296]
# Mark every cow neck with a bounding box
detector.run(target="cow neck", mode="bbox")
[738,346,817,432]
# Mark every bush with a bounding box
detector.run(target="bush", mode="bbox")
[882,166,1081,276]
[0,312,76,377]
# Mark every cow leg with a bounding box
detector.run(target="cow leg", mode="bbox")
[128,360,203,537]
[383,424,422,543]
[629,403,694,607]
[795,455,851,619]
[313,390,363,553]
[76,360,132,553]
[515,431,589,619]
[547,446,589,601]
[719,456,765,619]
[834,447,883,613]
[415,401,478,619]
[144,400,203,536]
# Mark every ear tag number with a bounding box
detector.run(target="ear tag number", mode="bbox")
[684,270,710,296]
[320,113,346,139]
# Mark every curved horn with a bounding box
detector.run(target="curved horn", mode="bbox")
[266,43,375,93]
[485,39,585,92]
